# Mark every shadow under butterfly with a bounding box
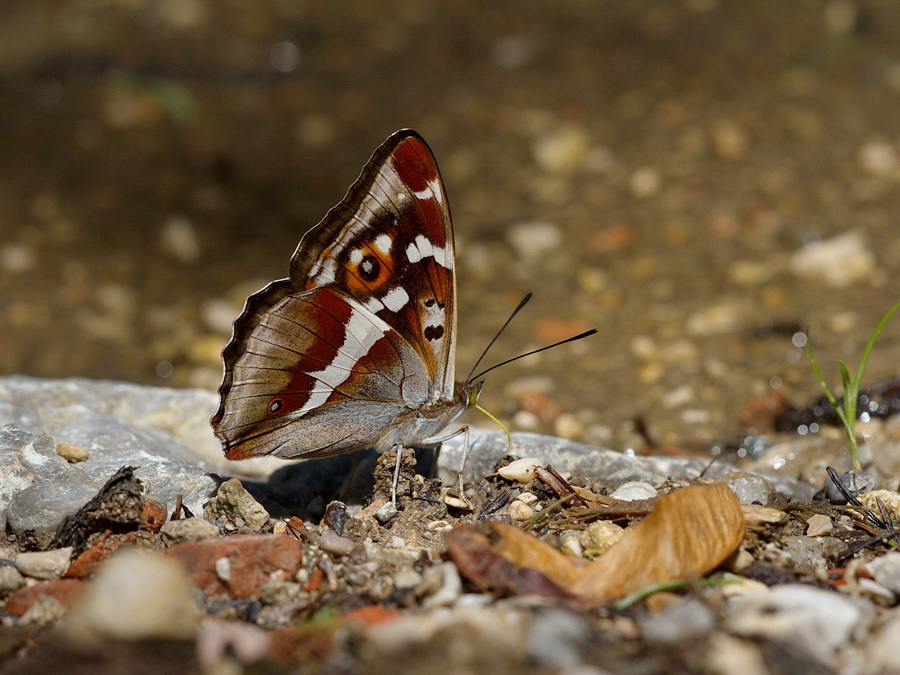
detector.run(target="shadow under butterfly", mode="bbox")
[211,129,596,509]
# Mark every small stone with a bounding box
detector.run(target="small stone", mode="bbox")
[580,520,625,558]
[421,562,462,608]
[55,443,89,463]
[611,481,657,501]
[393,568,423,590]
[789,231,876,288]
[426,519,452,531]
[805,514,834,537]
[442,492,472,510]
[711,119,748,161]
[867,552,900,594]
[497,457,542,483]
[159,215,201,263]
[317,530,355,557]
[508,500,534,522]
[643,599,716,644]
[629,166,661,198]
[506,221,562,260]
[204,478,270,531]
[160,517,220,545]
[0,564,26,591]
[374,501,398,524]
[858,490,900,523]
[258,579,301,605]
[62,549,200,641]
[858,139,898,177]
[725,584,873,663]
[15,547,73,579]
[214,557,231,582]
[560,533,582,558]
[19,594,69,625]
[724,473,776,505]
[532,126,589,174]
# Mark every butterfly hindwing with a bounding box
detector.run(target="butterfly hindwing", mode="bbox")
[213,285,430,459]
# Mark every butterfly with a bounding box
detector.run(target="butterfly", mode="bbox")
[211,129,482,503]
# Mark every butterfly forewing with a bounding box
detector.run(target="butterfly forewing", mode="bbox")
[289,130,457,400]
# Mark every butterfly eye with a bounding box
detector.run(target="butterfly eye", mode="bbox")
[268,399,282,413]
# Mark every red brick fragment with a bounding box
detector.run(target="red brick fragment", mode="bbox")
[6,578,85,617]
[342,605,401,627]
[167,534,302,598]
[65,532,138,578]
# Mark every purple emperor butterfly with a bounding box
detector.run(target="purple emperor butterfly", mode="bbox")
[211,129,480,500]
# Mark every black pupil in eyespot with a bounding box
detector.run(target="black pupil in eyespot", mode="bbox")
[269,399,282,413]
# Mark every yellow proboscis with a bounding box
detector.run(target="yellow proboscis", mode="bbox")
[475,404,513,454]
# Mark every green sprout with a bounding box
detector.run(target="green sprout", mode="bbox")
[805,301,900,472]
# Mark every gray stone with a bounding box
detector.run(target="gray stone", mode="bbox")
[204,478,270,531]
[723,472,776,505]
[725,584,873,665]
[527,609,590,667]
[867,552,900,595]
[641,599,716,644]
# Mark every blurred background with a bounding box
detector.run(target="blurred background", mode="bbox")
[2,0,899,453]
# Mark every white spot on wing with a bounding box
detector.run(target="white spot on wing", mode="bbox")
[350,248,364,264]
[405,234,450,268]
[374,234,392,256]
[382,286,410,312]
[428,178,444,205]
[413,188,431,200]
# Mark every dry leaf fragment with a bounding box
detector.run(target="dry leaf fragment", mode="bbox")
[446,483,745,606]
[570,483,745,603]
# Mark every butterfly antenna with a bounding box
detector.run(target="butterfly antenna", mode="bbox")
[471,328,598,381]
[465,292,533,382]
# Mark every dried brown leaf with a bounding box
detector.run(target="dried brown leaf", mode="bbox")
[569,483,745,603]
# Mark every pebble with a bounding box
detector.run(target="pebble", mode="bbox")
[642,599,716,644]
[611,481,658,501]
[685,303,743,336]
[711,118,748,161]
[506,221,562,260]
[858,490,900,523]
[532,126,589,174]
[865,609,900,673]
[421,562,462,608]
[527,609,589,667]
[442,493,472,510]
[805,514,834,537]
[62,548,200,642]
[196,620,272,670]
[762,536,842,575]
[725,584,873,664]
[629,166,662,198]
[579,520,625,558]
[159,215,201,263]
[204,478,270,531]
[723,473,776,505]
[788,231,876,287]
[20,595,69,626]
[15,547,73,579]
[393,568,423,590]
[858,139,898,177]
[317,530,356,557]
[160,517,220,545]
[0,564,26,592]
[560,533,583,558]
[508,500,534,521]
[867,552,900,595]
[374,501,398,524]
[497,457,542,483]
[55,442,89,463]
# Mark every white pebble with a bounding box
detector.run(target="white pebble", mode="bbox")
[507,221,562,260]
[15,548,73,579]
[789,231,876,287]
[611,481,658,501]
[214,557,231,581]
[508,501,534,522]
[497,457,542,483]
[805,514,834,537]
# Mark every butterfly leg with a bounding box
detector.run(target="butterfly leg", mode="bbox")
[424,425,470,507]
[391,444,404,507]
